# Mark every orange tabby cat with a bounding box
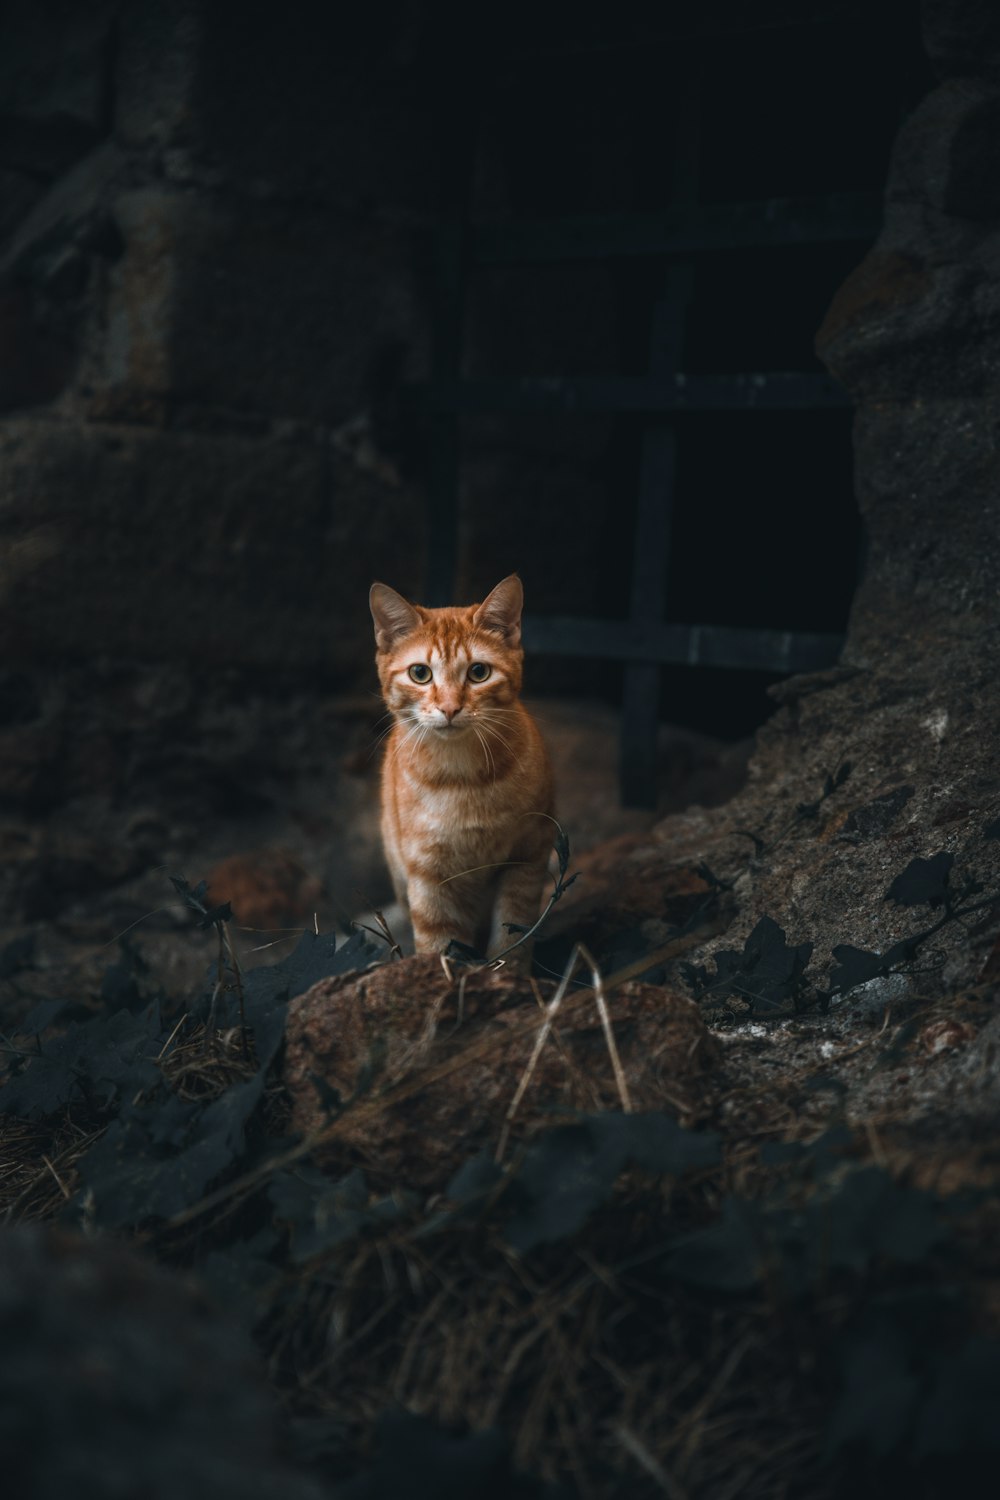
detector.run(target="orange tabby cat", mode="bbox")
[370,574,554,965]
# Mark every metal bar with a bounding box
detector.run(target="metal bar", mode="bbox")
[485,4,873,62]
[620,267,694,807]
[621,423,676,806]
[620,72,701,809]
[410,372,849,414]
[471,191,881,265]
[424,220,465,606]
[522,616,843,673]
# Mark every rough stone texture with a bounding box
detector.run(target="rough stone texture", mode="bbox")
[520,0,1000,1149]
[2,0,995,1138]
[709,982,1000,1184]
[717,1,1000,993]
[0,1,432,674]
[0,677,744,1031]
[0,1223,324,1500]
[556,0,1000,1012]
[814,35,1000,673]
[553,669,999,988]
[0,417,425,671]
[921,0,1000,77]
[284,956,720,1180]
[206,848,324,932]
[115,1,204,153]
[81,185,427,428]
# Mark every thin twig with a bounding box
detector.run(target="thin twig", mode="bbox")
[485,817,578,967]
[156,1012,187,1061]
[221,923,249,1059]
[577,942,633,1114]
[154,920,724,1237]
[437,860,530,887]
[615,1425,688,1500]
[352,908,403,961]
[41,1154,70,1200]
[495,946,579,1162]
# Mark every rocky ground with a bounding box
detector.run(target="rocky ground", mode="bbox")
[0,668,752,1013]
[2,4,999,1493]
[3,638,996,1193]
[1,653,997,1498]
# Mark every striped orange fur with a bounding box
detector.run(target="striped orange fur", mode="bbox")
[369,574,554,965]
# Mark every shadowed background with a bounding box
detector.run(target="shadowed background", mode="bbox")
[0,0,940,962]
[3,4,1000,1497]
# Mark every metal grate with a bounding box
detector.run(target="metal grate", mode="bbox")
[413,118,879,805]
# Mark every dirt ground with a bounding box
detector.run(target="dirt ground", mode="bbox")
[0,685,752,1015]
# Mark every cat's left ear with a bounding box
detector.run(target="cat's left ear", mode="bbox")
[472,574,523,647]
[370,582,421,651]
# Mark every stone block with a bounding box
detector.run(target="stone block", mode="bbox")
[115,0,203,152]
[922,0,1000,78]
[817,79,1000,398]
[90,186,426,427]
[847,397,1000,652]
[0,417,425,672]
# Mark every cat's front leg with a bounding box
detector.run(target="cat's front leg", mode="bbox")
[488,857,548,973]
[406,873,480,955]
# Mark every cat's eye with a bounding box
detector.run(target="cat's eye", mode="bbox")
[467,662,491,682]
[408,663,432,683]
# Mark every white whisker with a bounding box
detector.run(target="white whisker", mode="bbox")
[474,725,496,785]
[402,721,432,772]
[388,719,420,768]
[367,718,400,760]
[478,718,515,759]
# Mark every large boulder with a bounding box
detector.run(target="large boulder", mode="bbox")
[284,955,720,1182]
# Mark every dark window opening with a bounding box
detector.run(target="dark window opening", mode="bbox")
[421,0,934,772]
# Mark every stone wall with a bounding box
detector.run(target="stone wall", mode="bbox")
[4,0,989,956]
[817,0,1000,667]
[577,0,1000,1005]
[1,2,918,699]
[0,1,434,677]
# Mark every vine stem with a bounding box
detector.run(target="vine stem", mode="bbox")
[496,944,578,1163]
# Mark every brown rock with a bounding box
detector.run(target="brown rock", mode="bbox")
[0,418,425,673]
[919,1016,978,1055]
[284,954,720,1183]
[815,248,932,354]
[206,848,322,931]
[545,836,719,960]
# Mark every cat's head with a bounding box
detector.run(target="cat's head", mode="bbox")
[369,574,524,736]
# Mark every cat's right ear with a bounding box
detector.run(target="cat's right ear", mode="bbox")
[369,582,420,651]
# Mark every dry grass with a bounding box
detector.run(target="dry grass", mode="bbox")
[1,943,996,1497]
[0,1115,103,1223]
[159,1022,260,1099]
[244,1145,845,1499]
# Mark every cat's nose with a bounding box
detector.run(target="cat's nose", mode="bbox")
[443,706,462,723]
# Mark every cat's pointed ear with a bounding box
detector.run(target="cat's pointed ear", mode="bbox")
[472,574,523,647]
[370,582,420,651]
